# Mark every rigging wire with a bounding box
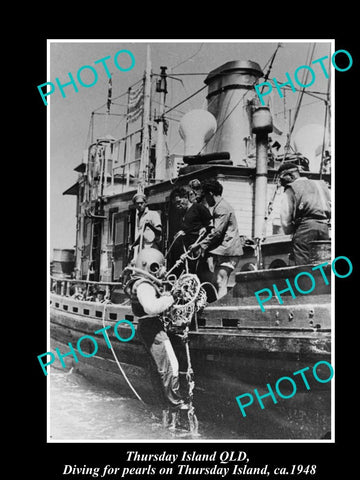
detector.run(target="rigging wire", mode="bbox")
[92,78,143,113]
[261,43,282,87]
[272,98,322,117]
[197,87,251,155]
[162,84,208,116]
[282,43,317,162]
[170,43,204,71]
[319,47,332,179]
[85,113,94,150]
[197,43,284,156]
[263,43,320,231]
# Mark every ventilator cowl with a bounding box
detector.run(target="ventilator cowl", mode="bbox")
[179,109,217,156]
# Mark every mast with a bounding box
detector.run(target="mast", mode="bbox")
[139,45,152,187]
[123,87,131,166]
[155,66,168,180]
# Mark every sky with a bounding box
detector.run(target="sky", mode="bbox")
[48,40,333,254]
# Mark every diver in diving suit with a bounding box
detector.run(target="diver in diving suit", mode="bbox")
[124,248,189,429]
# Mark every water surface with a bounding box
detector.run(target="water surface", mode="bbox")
[49,369,241,441]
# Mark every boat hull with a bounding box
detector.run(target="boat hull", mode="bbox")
[50,290,331,440]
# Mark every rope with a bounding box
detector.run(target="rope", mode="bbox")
[162,84,208,117]
[101,300,145,404]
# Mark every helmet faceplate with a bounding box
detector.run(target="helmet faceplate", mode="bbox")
[135,248,165,277]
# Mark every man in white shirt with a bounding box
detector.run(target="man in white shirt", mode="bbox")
[131,193,162,251]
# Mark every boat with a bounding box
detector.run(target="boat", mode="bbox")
[49,43,333,440]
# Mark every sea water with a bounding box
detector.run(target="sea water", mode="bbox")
[49,369,241,441]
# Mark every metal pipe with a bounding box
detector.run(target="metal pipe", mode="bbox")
[254,131,268,239]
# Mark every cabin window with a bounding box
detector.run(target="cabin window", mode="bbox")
[84,219,91,244]
[222,318,238,328]
[114,217,126,245]
[112,212,129,281]
[108,208,118,244]
[269,259,287,269]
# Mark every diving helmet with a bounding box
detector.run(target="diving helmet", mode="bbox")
[135,248,166,278]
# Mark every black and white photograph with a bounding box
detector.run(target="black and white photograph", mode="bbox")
[43,39,342,445]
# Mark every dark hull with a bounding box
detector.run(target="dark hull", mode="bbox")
[50,265,332,440]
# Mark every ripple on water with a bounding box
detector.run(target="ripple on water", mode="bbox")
[49,369,241,441]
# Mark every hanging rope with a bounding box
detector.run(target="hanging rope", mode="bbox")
[101,301,145,404]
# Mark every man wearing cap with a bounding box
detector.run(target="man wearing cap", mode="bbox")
[278,162,331,265]
[131,193,162,252]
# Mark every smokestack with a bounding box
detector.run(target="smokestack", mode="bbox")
[204,60,263,166]
[179,109,217,156]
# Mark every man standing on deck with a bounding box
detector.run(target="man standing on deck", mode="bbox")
[188,178,205,204]
[278,162,331,265]
[171,186,212,276]
[131,193,162,252]
[172,187,212,248]
[124,248,189,430]
[193,179,243,299]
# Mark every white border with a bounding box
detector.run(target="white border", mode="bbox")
[46,38,336,444]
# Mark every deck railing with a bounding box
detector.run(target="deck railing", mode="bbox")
[50,276,121,302]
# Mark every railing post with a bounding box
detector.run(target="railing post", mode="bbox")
[105,285,110,300]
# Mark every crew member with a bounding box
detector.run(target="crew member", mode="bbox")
[278,162,331,265]
[131,193,162,252]
[124,248,188,428]
[194,179,243,298]
[171,186,212,275]
[188,178,205,204]
[172,187,212,249]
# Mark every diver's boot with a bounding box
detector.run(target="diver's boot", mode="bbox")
[168,411,178,431]
[162,409,170,428]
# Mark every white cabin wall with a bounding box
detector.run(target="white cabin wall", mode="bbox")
[220,178,254,238]
[265,182,285,236]
[220,176,285,238]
